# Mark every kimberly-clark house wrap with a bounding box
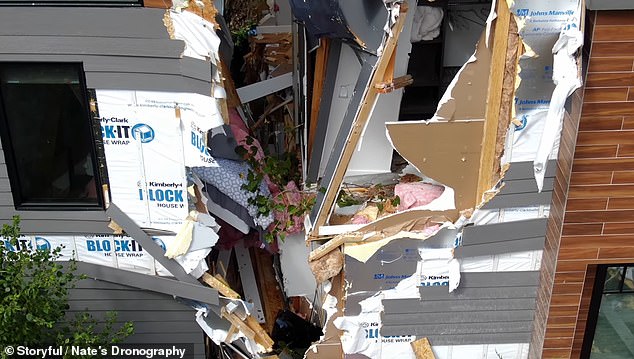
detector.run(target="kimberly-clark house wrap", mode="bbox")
[96,90,222,233]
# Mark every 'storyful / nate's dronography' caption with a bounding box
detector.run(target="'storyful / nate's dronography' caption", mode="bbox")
[3,344,191,358]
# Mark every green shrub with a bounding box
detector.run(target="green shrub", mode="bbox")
[0,216,133,357]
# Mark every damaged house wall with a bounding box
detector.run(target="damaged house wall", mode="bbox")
[0,7,223,355]
[299,0,585,357]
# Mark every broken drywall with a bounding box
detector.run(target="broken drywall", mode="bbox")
[431,30,492,121]
[386,120,484,212]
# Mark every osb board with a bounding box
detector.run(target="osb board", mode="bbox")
[434,31,492,121]
[386,121,484,211]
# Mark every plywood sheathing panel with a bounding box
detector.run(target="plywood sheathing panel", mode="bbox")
[387,121,484,212]
[310,3,408,235]
[434,31,492,121]
[476,0,520,203]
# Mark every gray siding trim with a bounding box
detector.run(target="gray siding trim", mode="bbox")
[462,218,548,244]
[459,271,539,287]
[0,36,184,58]
[482,191,553,209]
[455,236,544,257]
[106,204,203,286]
[86,72,212,95]
[382,310,535,325]
[76,262,219,305]
[499,178,554,195]
[503,160,556,181]
[384,297,536,313]
[419,285,537,300]
[383,322,532,336]
[0,8,170,39]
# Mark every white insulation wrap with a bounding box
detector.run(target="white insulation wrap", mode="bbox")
[506,0,582,189]
[97,90,221,233]
[0,234,172,275]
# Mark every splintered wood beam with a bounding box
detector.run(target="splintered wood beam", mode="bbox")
[476,0,516,203]
[201,272,241,299]
[311,3,408,234]
[308,38,330,160]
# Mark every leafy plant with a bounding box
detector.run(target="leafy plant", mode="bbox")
[0,216,133,355]
[236,137,315,243]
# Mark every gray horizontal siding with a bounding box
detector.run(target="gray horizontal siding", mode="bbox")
[0,8,170,39]
[462,218,548,244]
[483,160,556,209]
[381,271,538,345]
[0,36,185,58]
[66,279,205,357]
[503,160,556,181]
[456,218,547,257]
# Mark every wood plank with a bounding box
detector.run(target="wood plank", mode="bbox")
[310,4,408,233]
[477,0,516,203]
[144,0,172,8]
[308,38,330,160]
[584,88,629,102]
[592,42,634,57]
[578,116,623,131]
[585,72,634,88]
[200,273,241,299]
[588,57,634,73]
[594,26,634,42]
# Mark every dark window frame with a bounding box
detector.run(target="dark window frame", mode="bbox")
[0,62,106,211]
[580,263,634,358]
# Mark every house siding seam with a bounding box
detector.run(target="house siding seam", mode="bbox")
[534,9,634,359]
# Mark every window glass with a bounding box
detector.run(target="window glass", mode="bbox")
[604,266,624,292]
[588,265,634,359]
[625,267,634,292]
[590,293,634,358]
[0,63,101,208]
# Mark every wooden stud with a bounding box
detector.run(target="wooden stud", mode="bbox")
[308,232,364,262]
[476,0,516,204]
[221,308,256,341]
[245,315,275,351]
[311,3,409,233]
[308,38,330,160]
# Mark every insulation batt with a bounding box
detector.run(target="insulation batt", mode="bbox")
[395,182,445,211]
